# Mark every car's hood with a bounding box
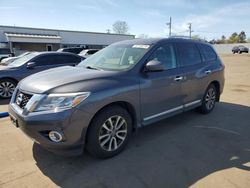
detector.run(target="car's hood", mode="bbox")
[19,66,118,94]
[0,65,17,70]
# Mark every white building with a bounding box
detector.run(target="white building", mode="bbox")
[0,25,135,55]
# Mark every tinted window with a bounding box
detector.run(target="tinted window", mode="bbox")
[34,55,58,66]
[88,50,99,55]
[148,44,177,69]
[199,44,217,61]
[57,55,81,64]
[177,43,202,66]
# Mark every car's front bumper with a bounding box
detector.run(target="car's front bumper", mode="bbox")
[8,103,92,156]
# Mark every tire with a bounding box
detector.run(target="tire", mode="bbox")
[0,78,17,99]
[199,84,217,114]
[239,51,242,54]
[86,105,132,158]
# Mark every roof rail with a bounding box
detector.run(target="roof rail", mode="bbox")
[168,35,191,39]
[168,35,208,43]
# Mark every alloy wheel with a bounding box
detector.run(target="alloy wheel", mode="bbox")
[99,115,127,152]
[0,81,16,98]
[205,87,216,110]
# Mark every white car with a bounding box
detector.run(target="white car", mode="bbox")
[78,49,99,58]
[0,52,31,65]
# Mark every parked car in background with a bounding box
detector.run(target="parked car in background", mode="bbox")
[232,45,249,54]
[0,48,14,61]
[0,52,31,65]
[79,49,99,58]
[0,52,84,98]
[9,38,225,158]
[57,47,84,54]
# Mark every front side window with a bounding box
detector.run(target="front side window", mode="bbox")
[78,44,150,71]
[177,43,202,66]
[34,55,58,66]
[148,44,177,69]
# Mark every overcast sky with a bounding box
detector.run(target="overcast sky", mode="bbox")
[0,0,249,40]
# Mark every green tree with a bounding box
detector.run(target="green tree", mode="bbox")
[192,35,202,40]
[238,31,246,43]
[112,21,129,34]
[221,35,226,44]
[228,32,239,43]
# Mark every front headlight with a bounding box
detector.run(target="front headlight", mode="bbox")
[33,92,90,112]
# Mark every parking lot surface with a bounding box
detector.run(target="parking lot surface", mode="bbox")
[0,54,250,188]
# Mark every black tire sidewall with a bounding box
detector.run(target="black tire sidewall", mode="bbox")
[200,84,217,114]
[86,105,132,158]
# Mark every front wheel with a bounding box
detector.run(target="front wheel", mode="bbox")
[0,79,17,99]
[86,106,132,158]
[199,84,217,114]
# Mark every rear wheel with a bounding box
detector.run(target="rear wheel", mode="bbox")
[199,84,217,114]
[86,106,132,158]
[0,79,17,99]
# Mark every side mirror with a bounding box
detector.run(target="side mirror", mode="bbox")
[27,62,36,69]
[145,60,165,72]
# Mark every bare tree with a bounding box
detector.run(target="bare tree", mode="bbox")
[112,21,129,34]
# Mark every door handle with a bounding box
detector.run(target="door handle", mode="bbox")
[174,76,183,81]
[205,70,211,74]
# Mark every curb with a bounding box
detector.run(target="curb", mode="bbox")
[0,112,9,118]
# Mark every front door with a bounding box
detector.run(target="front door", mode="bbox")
[140,43,184,125]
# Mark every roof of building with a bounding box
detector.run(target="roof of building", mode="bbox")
[0,25,135,37]
[5,33,61,39]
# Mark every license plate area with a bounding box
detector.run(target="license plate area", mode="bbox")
[9,114,19,127]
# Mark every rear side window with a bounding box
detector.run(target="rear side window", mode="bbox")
[177,43,202,66]
[148,44,177,69]
[57,55,81,64]
[199,44,217,61]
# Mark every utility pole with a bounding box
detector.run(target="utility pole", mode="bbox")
[188,23,193,38]
[166,17,172,37]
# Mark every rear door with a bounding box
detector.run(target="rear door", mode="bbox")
[140,43,184,125]
[176,42,209,109]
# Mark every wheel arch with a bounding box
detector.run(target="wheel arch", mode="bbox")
[85,101,138,143]
[0,77,19,85]
[209,80,220,101]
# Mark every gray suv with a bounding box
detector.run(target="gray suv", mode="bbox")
[9,38,225,158]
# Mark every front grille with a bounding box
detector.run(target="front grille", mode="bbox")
[15,90,33,109]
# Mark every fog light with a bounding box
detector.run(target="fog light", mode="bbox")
[49,131,63,142]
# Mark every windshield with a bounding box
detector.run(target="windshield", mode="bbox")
[8,52,38,67]
[78,44,150,71]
